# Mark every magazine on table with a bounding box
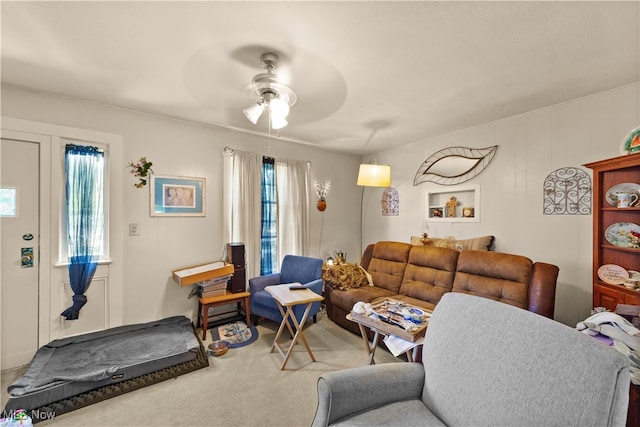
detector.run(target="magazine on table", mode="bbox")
[383,334,425,357]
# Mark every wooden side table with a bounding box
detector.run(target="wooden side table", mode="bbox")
[197,291,251,340]
[266,284,324,370]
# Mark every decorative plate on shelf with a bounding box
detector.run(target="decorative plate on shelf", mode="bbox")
[597,264,629,285]
[605,182,640,206]
[620,126,640,155]
[604,222,640,248]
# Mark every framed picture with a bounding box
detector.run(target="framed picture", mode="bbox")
[150,175,206,217]
[462,207,475,218]
[430,206,444,218]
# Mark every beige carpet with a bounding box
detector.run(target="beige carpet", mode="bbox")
[2,312,402,427]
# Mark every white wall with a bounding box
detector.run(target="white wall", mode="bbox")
[1,84,362,326]
[365,83,640,326]
[4,83,639,329]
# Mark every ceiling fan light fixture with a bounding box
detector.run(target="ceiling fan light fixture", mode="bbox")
[268,97,289,118]
[243,103,264,124]
[270,115,288,130]
[243,52,296,130]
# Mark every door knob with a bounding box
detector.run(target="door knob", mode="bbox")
[21,247,34,268]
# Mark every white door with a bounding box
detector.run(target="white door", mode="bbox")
[1,138,40,369]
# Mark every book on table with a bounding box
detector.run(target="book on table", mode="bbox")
[198,276,233,298]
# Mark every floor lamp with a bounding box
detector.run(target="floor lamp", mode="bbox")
[357,163,391,255]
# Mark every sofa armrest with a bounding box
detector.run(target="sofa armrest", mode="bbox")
[248,273,281,293]
[303,278,324,295]
[528,262,559,319]
[311,363,425,427]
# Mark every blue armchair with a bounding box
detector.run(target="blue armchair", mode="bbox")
[249,255,323,326]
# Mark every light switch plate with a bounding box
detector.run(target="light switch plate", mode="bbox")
[129,223,140,236]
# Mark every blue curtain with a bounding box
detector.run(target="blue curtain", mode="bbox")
[61,144,104,320]
[261,157,277,275]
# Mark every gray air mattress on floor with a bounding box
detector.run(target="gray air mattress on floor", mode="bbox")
[4,315,208,422]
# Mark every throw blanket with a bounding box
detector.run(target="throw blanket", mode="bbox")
[323,263,372,290]
[9,316,199,397]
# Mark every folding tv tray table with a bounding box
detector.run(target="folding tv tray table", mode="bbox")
[347,299,430,364]
[266,284,324,370]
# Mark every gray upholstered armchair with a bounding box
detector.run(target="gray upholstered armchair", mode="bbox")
[312,293,630,427]
[249,255,323,326]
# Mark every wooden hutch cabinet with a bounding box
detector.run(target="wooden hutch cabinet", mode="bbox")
[585,153,640,427]
[585,154,640,310]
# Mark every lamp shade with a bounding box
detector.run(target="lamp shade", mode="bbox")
[243,103,264,124]
[357,164,391,187]
[270,114,288,130]
[269,98,290,118]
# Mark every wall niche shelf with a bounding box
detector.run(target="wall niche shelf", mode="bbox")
[426,185,480,223]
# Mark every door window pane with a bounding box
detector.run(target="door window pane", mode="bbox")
[0,187,17,217]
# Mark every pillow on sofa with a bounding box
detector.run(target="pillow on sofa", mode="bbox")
[410,235,494,251]
[322,263,373,291]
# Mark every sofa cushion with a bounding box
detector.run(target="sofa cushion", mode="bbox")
[330,286,396,313]
[398,246,459,306]
[329,399,446,427]
[368,242,412,294]
[411,235,494,251]
[452,251,532,309]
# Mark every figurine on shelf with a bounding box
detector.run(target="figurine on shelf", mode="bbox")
[445,196,459,217]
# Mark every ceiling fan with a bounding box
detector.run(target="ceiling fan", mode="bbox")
[243,52,297,130]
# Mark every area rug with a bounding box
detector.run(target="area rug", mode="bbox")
[210,321,259,348]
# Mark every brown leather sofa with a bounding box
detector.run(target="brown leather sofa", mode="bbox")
[324,241,559,336]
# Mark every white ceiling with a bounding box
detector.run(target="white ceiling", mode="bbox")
[2,1,639,155]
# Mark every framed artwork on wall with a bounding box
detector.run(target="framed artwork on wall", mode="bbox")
[150,175,206,217]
